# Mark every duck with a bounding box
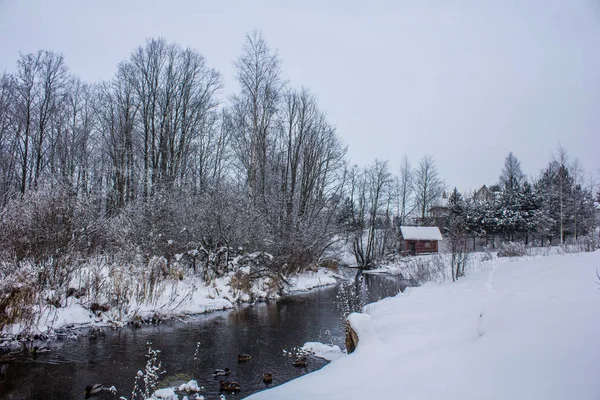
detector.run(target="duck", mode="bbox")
[212,368,231,377]
[292,357,308,367]
[31,346,51,354]
[84,384,103,399]
[219,380,241,393]
[237,353,251,363]
[263,372,273,384]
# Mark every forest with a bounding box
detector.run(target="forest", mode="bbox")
[0,32,598,332]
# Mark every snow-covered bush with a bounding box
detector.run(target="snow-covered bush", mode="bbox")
[579,236,598,252]
[0,186,77,261]
[481,247,495,261]
[404,254,448,284]
[524,245,551,257]
[497,242,527,258]
[557,236,597,254]
[560,236,597,253]
[336,279,362,319]
[130,344,164,400]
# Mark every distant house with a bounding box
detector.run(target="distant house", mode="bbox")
[474,185,493,202]
[399,226,443,255]
[415,191,449,228]
[428,190,449,218]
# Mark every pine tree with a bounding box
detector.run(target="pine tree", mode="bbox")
[520,181,539,244]
[535,161,575,244]
[495,183,524,241]
[570,185,596,240]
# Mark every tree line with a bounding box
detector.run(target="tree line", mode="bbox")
[444,149,597,280]
[0,32,348,279]
[0,32,597,278]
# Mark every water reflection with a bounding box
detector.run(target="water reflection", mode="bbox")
[0,271,409,400]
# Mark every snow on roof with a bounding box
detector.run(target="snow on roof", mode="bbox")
[400,226,443,241]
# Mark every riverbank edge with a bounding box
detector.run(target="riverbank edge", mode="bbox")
[0,268,347,349]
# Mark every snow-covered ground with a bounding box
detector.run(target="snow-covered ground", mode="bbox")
[247,250,600,400]
[300,342,345,362]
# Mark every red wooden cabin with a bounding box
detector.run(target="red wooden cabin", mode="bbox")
[399,226,443,255]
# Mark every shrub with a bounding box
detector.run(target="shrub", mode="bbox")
[403,254,448,284]
[0,262,37,331]
[497,242,527,258]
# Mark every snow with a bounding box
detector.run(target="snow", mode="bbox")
[152,388,178,400]
[300,342,345,361]
[178,380,201,392]
[247,251,600,400]
[400,225,443,241]
[285,270,340,293]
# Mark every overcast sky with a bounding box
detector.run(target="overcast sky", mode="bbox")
[1,0,599,191]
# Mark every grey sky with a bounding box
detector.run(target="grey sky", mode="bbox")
[1,0,599,191]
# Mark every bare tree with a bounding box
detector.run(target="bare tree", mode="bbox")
[0,73,17,201]
[414,155,444,225]
[397,154,414,226]
[499,151,524,190]
[258,87,347,270]
[230,30,283,203]
[13,52,40,194]
[9,51,70,194]
[109,38,223,201]
[347,160,394,268]
[34,52,69,187]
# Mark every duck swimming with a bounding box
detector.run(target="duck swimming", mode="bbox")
[219,380,241,392]
[31,346,51,354]
[263,372,273,384]
[84,384,103,399]
[237,354,251,362]
[212,368,231,377]
[292,357,308,367]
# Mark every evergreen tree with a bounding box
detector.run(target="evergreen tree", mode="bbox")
[535,161,575,244]
[495,183,524,241]
[569,185,596,239]
[520,181,539,244]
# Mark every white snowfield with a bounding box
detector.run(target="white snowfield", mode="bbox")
[248,251,600,400]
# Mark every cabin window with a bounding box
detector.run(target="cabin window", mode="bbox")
[425,242,431,248]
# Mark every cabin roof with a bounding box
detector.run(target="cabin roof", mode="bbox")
[400,226,443,241]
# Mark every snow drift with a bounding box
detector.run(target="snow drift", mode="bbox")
[248,251,600,400]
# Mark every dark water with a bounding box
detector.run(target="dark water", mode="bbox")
[0,271,408,400]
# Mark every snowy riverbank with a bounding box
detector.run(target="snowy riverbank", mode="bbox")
[247,250,600,400]
[0,267,342,342]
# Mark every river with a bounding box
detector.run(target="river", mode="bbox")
[0,271,409,400]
